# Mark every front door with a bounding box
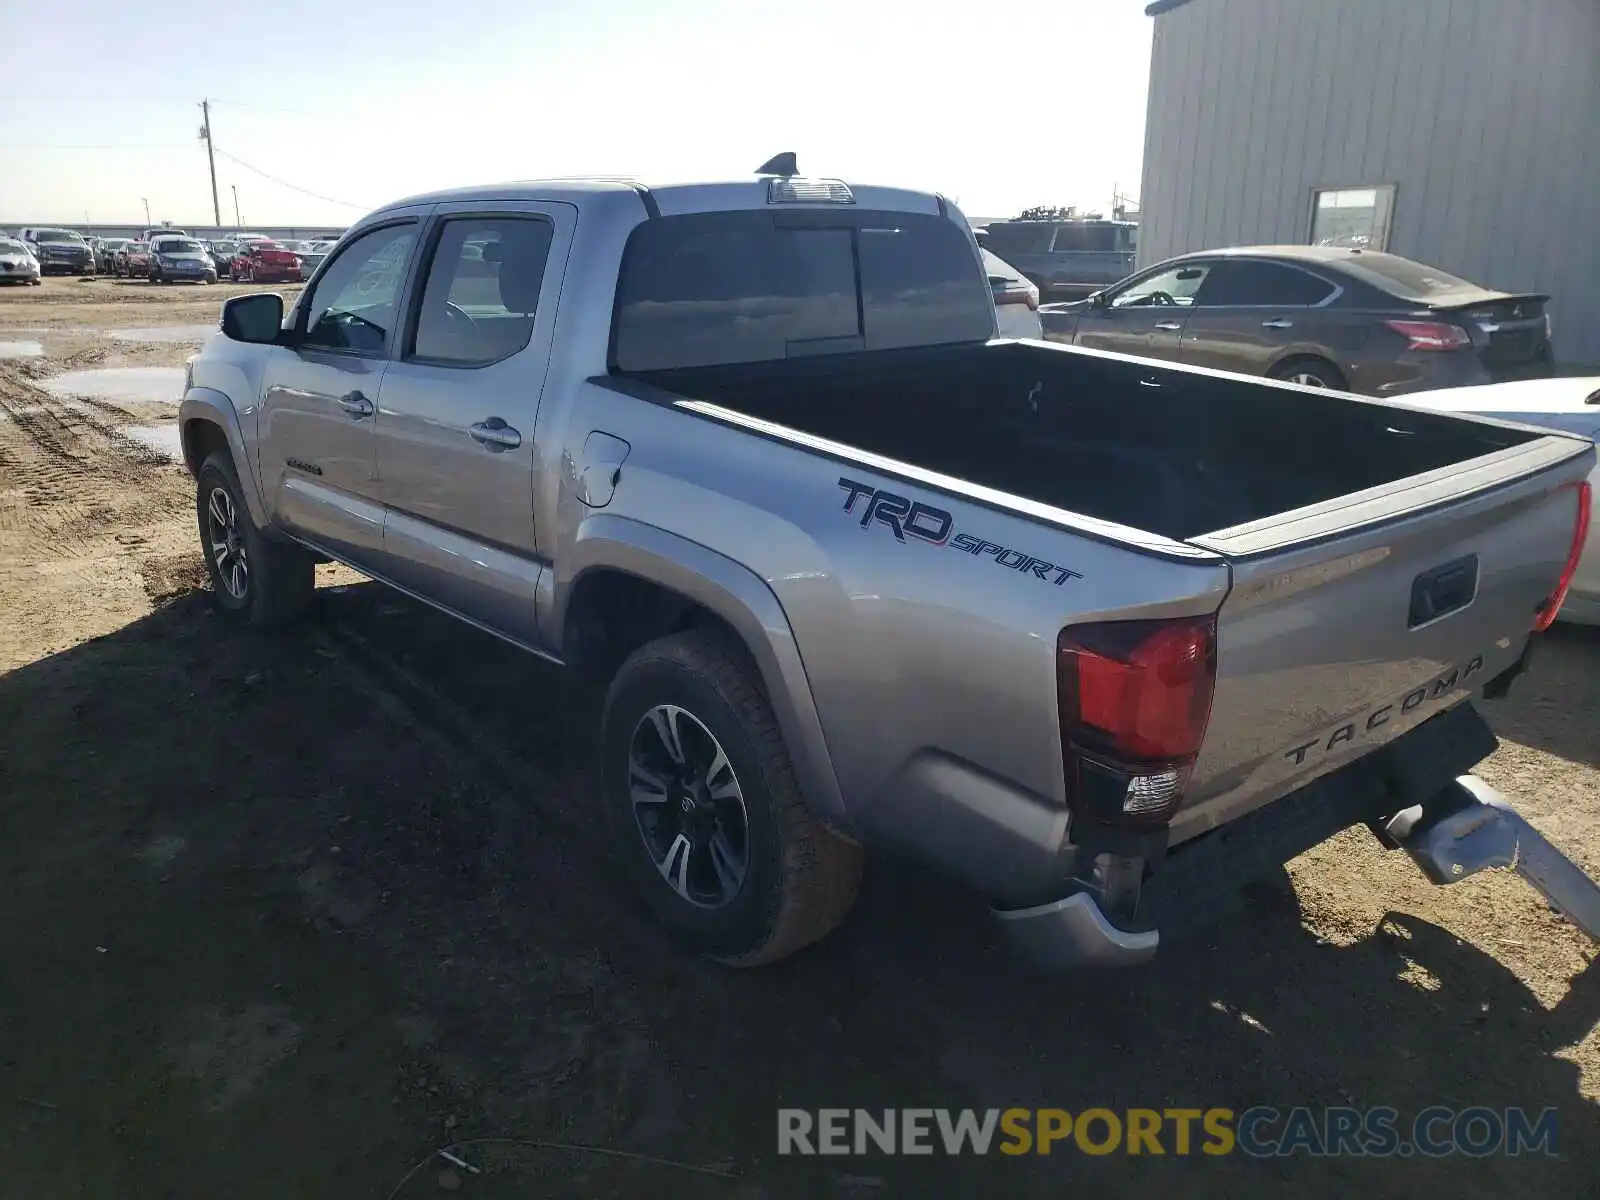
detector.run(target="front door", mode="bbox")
[258,219,424,564]
[1071,260,1216,363]
[373,204,571,645]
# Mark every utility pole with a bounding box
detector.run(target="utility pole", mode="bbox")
[231,184,241,227]
[142,197,151,225]
[199,99,221,227]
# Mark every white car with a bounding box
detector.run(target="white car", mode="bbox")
[0,237,42,285]
[981,248,1042,339]
[1404,376,1600,624]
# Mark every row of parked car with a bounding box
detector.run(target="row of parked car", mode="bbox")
[98,230,340,285]
[0,226,343,285]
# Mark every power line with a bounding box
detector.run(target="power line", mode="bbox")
[0,143,191,150]
[211,147,371,211]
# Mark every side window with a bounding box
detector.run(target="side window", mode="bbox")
[1110,262,1211,308]
[1204,261,1337,306]
[300,223,418,354]
[409,216,555,366]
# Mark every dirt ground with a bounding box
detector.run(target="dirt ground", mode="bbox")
[1,277,1597,1197]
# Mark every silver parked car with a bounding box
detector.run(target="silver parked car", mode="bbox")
[177,165,1600,968]
[0,237,42,285]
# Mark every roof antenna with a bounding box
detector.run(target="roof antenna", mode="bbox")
[756,152,798,177]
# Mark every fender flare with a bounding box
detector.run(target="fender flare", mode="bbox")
[550,513,851,834]
[177,386,272,531]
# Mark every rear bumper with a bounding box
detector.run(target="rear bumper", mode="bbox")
[1384,775,1600,942]
[993,701,1500,968]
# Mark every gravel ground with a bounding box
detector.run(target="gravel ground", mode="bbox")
[1,277,1596,1197]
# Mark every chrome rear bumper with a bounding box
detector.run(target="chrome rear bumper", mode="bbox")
[1385,774,1600,942]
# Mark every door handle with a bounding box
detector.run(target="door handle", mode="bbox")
[1153,320,1184,331]
[470,417,522,451]
[337,390,373,418]
[1261,318,1295,329]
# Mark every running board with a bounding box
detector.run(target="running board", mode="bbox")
[1384,775,1600,941]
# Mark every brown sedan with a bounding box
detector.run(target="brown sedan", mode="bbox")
[1039,245,1552,395]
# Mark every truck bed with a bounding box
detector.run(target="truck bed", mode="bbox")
[632,339,1540,542]
[624,339,1593,850]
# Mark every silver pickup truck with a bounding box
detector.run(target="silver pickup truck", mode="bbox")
[178,160,1599,969]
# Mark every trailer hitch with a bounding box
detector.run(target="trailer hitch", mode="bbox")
[1382,775,1600,942]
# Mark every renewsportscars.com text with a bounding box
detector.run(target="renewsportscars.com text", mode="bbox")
[777,1106,1558,1158]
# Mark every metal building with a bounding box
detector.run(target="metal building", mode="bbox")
[1137,0,1600,366]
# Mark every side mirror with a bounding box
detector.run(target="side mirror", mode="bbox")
[1089,291,1108,309]
[221,293,285,344]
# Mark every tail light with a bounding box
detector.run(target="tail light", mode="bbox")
[1056,615,1218,830]
[1385,319,1472,351]
[1534,480,1592,631]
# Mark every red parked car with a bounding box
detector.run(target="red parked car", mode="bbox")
[230,239,303,284]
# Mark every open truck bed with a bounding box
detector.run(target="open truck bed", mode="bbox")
[629,338,1594,852]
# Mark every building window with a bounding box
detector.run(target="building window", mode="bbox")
[1310,185,1395,251]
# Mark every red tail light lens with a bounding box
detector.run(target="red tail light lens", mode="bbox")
[1385,319,1473,351]
[1057,616,1218,828]
[1534,480,1592,631]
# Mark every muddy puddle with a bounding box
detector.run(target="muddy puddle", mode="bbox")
[40,367,185,404]
[120,424,183,459]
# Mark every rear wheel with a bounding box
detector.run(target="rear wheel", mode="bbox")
[196,451,315,628]
[601,630,862,965]
[1269,355,1348,391]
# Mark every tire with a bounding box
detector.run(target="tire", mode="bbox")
[148,267,160,283]
[1269,355,1348,391]
[195,451,315,628]
[601,630,862,965]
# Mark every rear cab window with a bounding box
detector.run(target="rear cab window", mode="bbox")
[610,210,992,373]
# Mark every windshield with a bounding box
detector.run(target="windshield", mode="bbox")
[158,240,205,254]
[102,239,129,249]
[37,229,82,243]
[0,240,26,254]
[211,241,236,253]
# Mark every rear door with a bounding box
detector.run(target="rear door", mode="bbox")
[1177,259,1344,377]
[1071,260,1213,362]
[373,203,571,646]
[258,218,423,563]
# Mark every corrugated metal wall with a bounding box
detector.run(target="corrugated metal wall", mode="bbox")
[1139,0,1600,365]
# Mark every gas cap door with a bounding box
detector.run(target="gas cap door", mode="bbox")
[577,431,631,507]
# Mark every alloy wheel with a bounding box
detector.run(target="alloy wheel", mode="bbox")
[206,486,249,600]
[628,704,750,908]
[1289,372,1329,387]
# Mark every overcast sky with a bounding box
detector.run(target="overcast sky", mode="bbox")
[0,0,1153,226]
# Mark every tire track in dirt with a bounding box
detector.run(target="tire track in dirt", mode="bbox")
[0,365,189,558]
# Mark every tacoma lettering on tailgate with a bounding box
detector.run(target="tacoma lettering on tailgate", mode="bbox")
[837,477,1084,587]
[1283,654,1486,766]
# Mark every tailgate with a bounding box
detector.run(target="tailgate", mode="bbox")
[1171,433,1593,844]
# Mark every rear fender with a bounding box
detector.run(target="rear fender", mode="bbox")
[548,513,850,833]
[178,386,271,530]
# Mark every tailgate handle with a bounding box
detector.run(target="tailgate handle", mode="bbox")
[1409,555,1479,629]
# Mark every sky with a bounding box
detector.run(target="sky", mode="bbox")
[0,0,1154,227]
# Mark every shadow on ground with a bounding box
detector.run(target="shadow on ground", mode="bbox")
[1477,621,1600,769]
[1,582,1595,1198]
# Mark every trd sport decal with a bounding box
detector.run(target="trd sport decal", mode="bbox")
[837,477,1083,586]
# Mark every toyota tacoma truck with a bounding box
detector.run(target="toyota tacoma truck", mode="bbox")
[177,157,1600,968]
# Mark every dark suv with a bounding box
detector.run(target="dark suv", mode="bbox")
[976,219,1138,301]
[27,228,95,275]
[1040,245,1553,396]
